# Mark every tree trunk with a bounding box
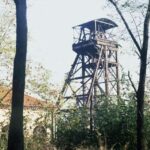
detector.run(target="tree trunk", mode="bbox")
[108,0,150,149]
[136,62,146,149]
[7,0,27,150]
[137,2,150,149]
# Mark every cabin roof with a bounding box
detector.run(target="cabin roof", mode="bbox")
[74,18,118,31]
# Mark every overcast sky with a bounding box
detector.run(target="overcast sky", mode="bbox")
[27,0,139,85]
[27,0,108,84]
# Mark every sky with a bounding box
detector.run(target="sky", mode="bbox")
[27,0,109,84]
[26,0,139,85]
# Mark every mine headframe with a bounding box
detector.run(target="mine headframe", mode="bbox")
[61,18,120,107]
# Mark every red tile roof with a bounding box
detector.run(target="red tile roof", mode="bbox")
[0,86,55,109]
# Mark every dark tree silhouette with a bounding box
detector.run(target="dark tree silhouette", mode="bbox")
[7,0,27,150]
[108,0,150,149]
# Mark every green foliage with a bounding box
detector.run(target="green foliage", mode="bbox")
[0,95,149,149]
[0,1,58,101]
[0,1,15,86]
[55,108,98,149]
[25,61,58,101]
[55,95,150,149]
[94,96,137,149]
[0,128,8,150]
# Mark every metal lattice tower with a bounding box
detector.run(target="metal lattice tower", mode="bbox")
[61,18,120,107]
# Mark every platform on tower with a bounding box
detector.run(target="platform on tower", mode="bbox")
[72,18,118,57]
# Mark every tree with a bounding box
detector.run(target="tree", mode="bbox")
[7,0,27,149]
[107,0,150,149]
[55,108,96,149]
[25,62,59,102]
[0,1,15,86]
[56,94,149,149]
[94,95,137,149]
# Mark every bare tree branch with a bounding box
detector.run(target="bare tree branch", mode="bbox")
[0,18,15,48]
[134,50,141,58]
[108,0,142,55]
[0,88,12,101]
[129,11,142,47]
[128,71,137,94]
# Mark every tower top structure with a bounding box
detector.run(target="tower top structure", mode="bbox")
[73,18,117,32]
[72,18,118,57]
[60,18,120,107]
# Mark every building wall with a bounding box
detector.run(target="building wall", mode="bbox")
[0,108,52,138]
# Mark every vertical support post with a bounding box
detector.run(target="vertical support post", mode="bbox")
[94,79,98,105]
[88,48,103,133]
[116,51,120,96]
[90,95,93,133]
[94,20,97,39]
[54,113,57,141]
[92,78,98,131]
[104,46,109,95]
[51,110,54,143]
[82,54,86,105]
